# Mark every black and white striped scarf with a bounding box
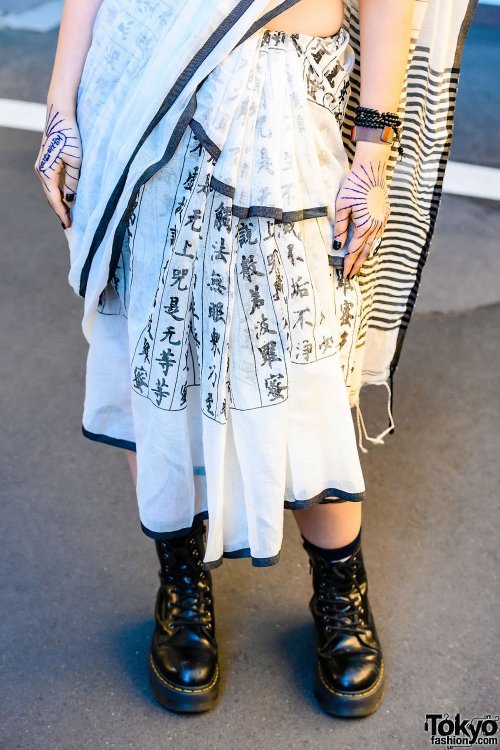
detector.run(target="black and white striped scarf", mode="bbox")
[341,0,477,447]
[68,0,477,447]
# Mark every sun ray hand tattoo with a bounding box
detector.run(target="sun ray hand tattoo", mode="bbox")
[36,104,82,196]
[334,159,390,247]
[333,159,391,279]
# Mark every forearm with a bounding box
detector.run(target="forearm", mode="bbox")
[47,0,104,111]
[353,0,414,164]
[358,0,414,111]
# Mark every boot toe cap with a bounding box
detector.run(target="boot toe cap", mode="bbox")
[153,644,217,689]
[319,652,382,694]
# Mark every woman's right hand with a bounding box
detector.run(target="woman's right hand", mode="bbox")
[34,103,82,229]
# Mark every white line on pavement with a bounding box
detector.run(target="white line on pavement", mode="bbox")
[1,97,500,201]
[442,161,500,201]
[0,0,498,33]
[0,98,46,131]
[0,0,63,32]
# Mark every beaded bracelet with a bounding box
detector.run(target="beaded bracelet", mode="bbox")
[351,106,404,158]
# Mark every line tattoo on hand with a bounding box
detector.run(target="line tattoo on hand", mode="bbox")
[36,104,82,195]
[334,160,390,250]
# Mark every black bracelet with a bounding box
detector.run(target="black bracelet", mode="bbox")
[354,106,401,127]
[353,106,404,158]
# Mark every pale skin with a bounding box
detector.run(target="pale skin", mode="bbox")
[38,0,414,550]
[268,0,414,546]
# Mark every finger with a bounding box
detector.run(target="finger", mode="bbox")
[348,243,372,279]
[333,204,351,249]
[35,166,70,227]
[369,219,387,256]
[371,234,382,253]
[342,219,376,278]
[346,219,385,278]
[349,218,382,256]
[62,158,81,205]
[342,237,366,279]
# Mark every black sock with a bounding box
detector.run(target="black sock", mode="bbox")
[301,525,362,562]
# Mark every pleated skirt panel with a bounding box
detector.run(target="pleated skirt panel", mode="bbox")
[81,28,367,570]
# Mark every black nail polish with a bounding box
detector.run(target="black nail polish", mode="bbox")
[60,221,66,229]
[65,193,75,202]
[333,240,342,250]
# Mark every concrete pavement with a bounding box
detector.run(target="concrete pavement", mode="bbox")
[1,6,499,750]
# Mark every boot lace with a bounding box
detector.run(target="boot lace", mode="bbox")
[312,555,372,646]
[160,537,213,629]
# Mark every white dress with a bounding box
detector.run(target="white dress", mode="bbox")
[80,26,366,570]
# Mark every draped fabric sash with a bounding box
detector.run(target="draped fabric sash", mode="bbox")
[341,0,477,446]
[67,0,477,441]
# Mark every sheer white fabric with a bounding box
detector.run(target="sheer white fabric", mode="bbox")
[64,0,476,566]
[79,28,366,569]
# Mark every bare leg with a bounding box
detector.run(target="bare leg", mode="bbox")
[291,501,362,547]
[127,440,361,546]
[126,449,137,487]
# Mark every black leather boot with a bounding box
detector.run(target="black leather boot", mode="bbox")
[148,519,220,713]
[303,537,385,717]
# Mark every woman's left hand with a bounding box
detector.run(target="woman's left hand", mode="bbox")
[34,102,82,229]
[333,148,391,281]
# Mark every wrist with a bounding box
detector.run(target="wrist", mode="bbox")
[351,106,403,161]
[352,140,391,165]
[47,82,78,115]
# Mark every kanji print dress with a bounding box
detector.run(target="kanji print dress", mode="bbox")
[81,26,367,570]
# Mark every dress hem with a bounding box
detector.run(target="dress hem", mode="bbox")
[82,423,366,571]
[82,424,136,452]
[141,521,282,570]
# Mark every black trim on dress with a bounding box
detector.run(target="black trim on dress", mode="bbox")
[78,0,303,298]
[82,424,136,452]
[82,423,365,569]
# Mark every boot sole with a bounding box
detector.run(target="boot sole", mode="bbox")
[148,652,220,713]
[313,658,385,718]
